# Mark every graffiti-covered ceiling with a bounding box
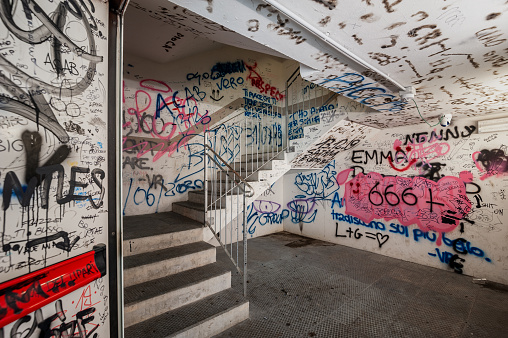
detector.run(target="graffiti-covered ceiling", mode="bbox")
[128,0,508,128]
[124,1,288,64]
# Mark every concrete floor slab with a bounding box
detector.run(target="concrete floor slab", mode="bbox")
[214,232,508,338]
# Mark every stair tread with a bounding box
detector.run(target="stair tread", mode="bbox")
[124,263,229,306]
[189,190,242,196]
[124,242,215,270]
[124,212,201,240]
[124,288,247,338]
[173,200,205,211]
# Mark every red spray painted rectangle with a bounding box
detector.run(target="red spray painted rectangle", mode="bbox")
[0,244,106,328]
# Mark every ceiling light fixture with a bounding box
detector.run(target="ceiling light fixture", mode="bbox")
[478,117,508,133]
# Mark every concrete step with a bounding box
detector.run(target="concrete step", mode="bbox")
[173,201,206,223]
[188,190,242,205]
[124,212,203,257]
[124,288,249,338]
[124,263,231,328]
[229,159,274,172]
[205,181,246,194]
[216,168,268,181]
[239,150,285,162]
[124,242,216,287]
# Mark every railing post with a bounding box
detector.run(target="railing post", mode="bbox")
[204,132,208,226]
[285,79,289,151]
[243,182,247,297]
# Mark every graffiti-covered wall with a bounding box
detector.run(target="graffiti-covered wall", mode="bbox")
[123,45,292,216]
[283,117,508,284]
[0,0,111,336]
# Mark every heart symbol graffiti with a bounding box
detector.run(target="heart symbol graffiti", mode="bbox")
[376,233,389,247]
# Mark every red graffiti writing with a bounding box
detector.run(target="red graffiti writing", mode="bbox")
[245,62,285,101]
[0,245,106,328]
[389,139,450,172]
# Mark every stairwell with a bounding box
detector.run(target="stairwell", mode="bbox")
[121,71,357,337]
[123,212,249,337]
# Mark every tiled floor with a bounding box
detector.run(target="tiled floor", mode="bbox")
[214,232,508,338]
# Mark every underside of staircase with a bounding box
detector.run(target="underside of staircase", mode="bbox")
[123,212,249,337]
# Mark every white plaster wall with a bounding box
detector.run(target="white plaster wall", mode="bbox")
[0,0,111,335]
[283,117,508,285]
[122,45,294,216]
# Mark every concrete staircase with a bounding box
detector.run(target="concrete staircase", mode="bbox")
[123,212,249,337]
[173,151,289,223]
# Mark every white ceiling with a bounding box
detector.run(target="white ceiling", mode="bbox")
[125,0,508,128]
[124,6,222,64]
[124,1,288,64]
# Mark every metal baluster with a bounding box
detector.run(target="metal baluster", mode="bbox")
[285,80,289,150]
[213,132,217,236]
[236,161,239,267]
[257,110,259,172]
[251,116,253,176]
[243,183,247,297]
[204,133,208,227]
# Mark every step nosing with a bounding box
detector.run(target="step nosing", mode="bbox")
[123,227,202,242]
[124,242,215,269]
[125,272,229,307]
[124,264,230,305]
[124,289,248,337]
[123,211,202,240]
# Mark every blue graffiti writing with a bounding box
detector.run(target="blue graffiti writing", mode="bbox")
[294,161,339,199]
[331,192,345,209]
[332,212,386,231]
[210,60,246,80]
[247,204,289,235]
[320,73,407,112]
[243,89,277,105]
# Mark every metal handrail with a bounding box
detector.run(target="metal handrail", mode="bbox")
[202,97,285,298]
[204,144,254,198]
[204,132,249,297]
[209,107,246,131]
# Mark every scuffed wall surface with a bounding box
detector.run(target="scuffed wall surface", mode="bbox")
[122,46,292,216]
[283,118,508,284]
[0,0,110,336]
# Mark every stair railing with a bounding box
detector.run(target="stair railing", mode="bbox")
[285,67,338,143]
[203,142,254,297]
[202,98,286,297]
